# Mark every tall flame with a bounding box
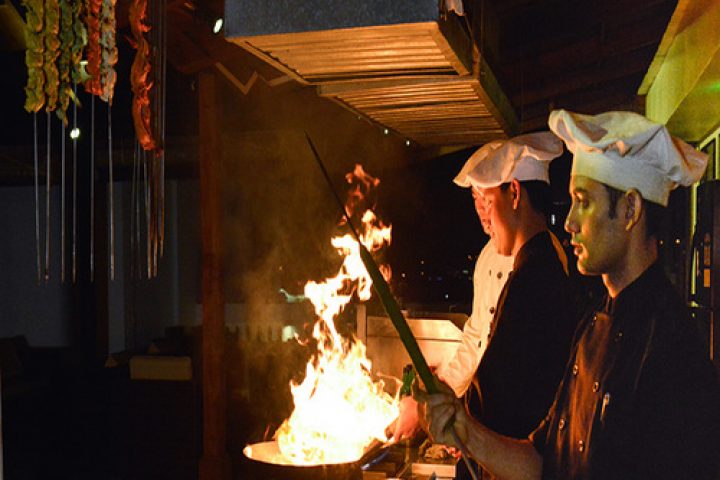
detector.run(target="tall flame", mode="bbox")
[273,165,399,465]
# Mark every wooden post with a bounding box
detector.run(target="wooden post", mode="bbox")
[198,69,231,479]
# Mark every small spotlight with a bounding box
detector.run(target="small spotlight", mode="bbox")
[383,128,389,135]
[70,127,80,139]
[212,17,224,34]
[405,139,411,146]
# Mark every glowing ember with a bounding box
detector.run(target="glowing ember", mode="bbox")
[273,165,399,465]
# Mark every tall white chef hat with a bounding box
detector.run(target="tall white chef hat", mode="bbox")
[453,132,563,188]
[548,109,708,206]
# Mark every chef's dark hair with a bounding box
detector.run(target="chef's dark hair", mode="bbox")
[603,184,664,239]
[500,180,552,217]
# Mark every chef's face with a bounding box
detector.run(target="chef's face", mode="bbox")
[471,186,492,237]
[564,175,628,277]
[479,183,516,256]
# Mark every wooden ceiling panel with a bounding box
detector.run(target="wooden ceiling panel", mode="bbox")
[322,77,508,146]
[233,22,470,83]
[228,15,516,146]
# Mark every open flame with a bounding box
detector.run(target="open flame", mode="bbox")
[273,165,399,465]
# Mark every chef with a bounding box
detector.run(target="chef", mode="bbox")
[397,132,579,480]
[417,110,720,480]
[437,144,516,398]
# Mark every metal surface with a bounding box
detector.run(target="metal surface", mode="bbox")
[359,312,465,392]
[225,0,439,37]
[243,440,368,480]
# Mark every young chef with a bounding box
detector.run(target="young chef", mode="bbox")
[397,132,579,479]
[417,110,720,480]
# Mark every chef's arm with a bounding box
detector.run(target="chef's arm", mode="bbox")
[418,387,542,480]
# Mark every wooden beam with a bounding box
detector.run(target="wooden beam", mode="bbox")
[499,14,671,84]
[494,0,673,64]
[198,69,231,480]
[639,0,693,94]
[645,0,720,141]
[517,77,643,131]
[509,45,655,106]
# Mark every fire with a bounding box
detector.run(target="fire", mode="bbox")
[273,165,399,465]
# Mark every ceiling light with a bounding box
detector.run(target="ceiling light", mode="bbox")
[213,17,224,34]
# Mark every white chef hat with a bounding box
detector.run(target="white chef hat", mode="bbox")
[548,109,708,206]
[453,132,563,188]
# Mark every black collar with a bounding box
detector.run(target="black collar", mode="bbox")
[513,230,552,271]
[604,261,665,318]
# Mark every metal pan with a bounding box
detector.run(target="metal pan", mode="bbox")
[243,440,386,480]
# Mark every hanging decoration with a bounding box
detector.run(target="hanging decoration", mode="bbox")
[84,0,118,280]
[129,0,157,153]
[21,0,166,283]
[71,0,88,283]
[129,0,166,279]
[22,0,44,284]
[22,0,44,114]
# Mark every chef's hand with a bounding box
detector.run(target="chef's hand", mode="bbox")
[414,377,470,449]
[390,395,421,442]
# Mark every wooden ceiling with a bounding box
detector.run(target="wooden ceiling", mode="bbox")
[220,0,677,145]
[228,16,514,147]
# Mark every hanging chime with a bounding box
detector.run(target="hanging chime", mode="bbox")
[21,0,166,283]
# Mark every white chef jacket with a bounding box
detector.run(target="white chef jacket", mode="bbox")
[437,239,514,397]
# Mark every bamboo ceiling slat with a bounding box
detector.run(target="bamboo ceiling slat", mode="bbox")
[303,68,453,82]
[331,75,508,145]
[246,23,442,47]
[374,113,497,123]
[290,58,452,73]
[283,48,444,61]
[259,38,441,52]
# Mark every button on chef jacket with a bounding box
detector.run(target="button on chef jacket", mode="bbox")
[531,262,720,479]
[468,231,579,439]
[437,238,514,397]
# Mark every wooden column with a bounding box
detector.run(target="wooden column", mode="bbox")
[198,69,231,480]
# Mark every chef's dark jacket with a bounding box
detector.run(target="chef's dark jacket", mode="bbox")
[531,262,720,479]
[468,231,579,439]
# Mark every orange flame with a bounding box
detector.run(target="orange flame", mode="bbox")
[273,165,398,465]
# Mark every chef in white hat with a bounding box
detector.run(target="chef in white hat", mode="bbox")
[416,110,720,480]
[399,131,579,480]
[390,139,515,450]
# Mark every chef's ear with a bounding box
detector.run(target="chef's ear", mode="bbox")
[623,188,643,231]
[510,178,522,210]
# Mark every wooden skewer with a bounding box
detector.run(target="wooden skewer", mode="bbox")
[33,113,41,285]
[135,142,142,278]
[61,119,66,282]
[159,0,167,260]
[90,95,95,282]
[108,103,115,280]
[72,83,78,283]
[45,111,51,283]
[144,149,150,278]
[130,141,137,279]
